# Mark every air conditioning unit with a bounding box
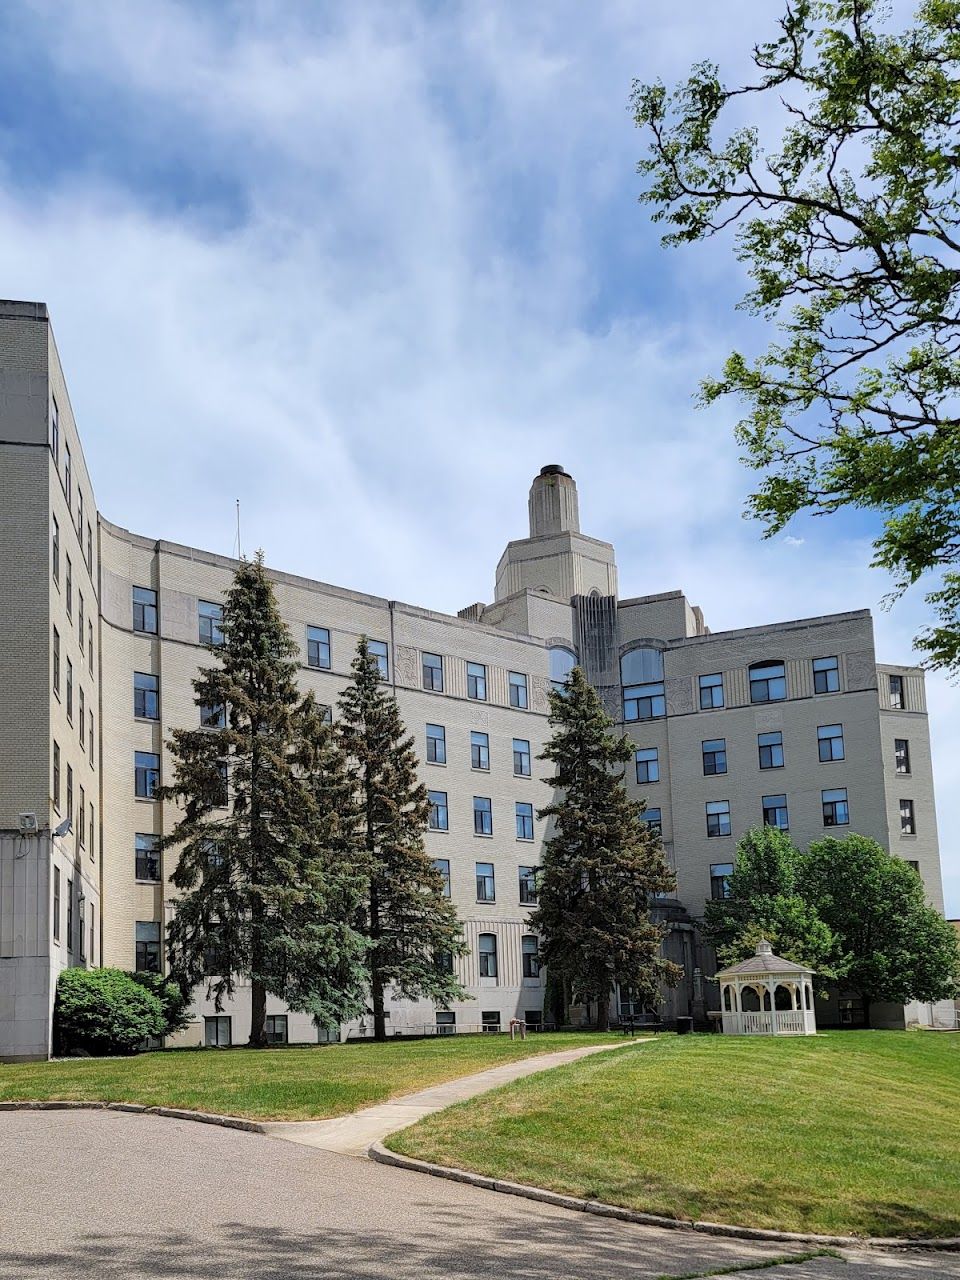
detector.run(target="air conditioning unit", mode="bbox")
[18,813,39,835]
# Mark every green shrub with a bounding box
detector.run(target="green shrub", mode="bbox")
[127,971,191,1039]
[55,968,166,1056]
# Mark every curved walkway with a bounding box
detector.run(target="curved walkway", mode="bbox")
[258,1037,649,1156]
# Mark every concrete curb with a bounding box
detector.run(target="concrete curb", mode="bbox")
[0,1098,266,1133]
[367,1141,960,1253]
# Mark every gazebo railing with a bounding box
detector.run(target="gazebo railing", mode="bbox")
[722,1009,814,1035]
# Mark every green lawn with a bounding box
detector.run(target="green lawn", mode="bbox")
[388,1031,960,1239]
[0,1032,618,1122]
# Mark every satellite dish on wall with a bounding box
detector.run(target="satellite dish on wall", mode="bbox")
[53,817,72,839]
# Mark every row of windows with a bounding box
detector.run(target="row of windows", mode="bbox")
[52,628,96,762]
[426,724,532,776]
[51,866,96,962]
[50,560,95,677]
[52,742,96,859]
[637,733,914,784]
[423,654,532,708]
[431,857,539,905]
[695,786,918,840]
[428,792,536,841]
[50,398,94,578]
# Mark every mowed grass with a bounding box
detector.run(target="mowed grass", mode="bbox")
[388,1031,960,1239]
[0,1032,618,1122]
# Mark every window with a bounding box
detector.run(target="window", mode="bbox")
[706,800,731,837]
[66,659,73,721]
[476,861,496,901]
[66,879,73,952]
[368,639,389,679]
[200,702,226,729]
[433,858,451,897]
[525,1010,543,1030]
[435,951,454,974]
[135,751,160,799]
[134,671,159,720]
[894,738,911,774]
[467,661,487,700]
[762,794,789,830]
[50,396,59,461]
[135,921,161,973]
[711,862,733,900]
[436,1011,456,1035]
[702,738,727,776]
[818,723,845,762]
[622,648,665,721]
[478,932,498,977]
[889,674,905,709]
[549,646,577,692]
[265,1015,288,1045]
[426,723,446,764]
[136,834,161,882]
[52,515,60,582]
[53,741,61,811]
[88,712,94,766]
[88,621,94,674]
[516,801,534,841]
[53,867,61,942]
[822,787,849,826]
[89,905,95,965]
[86,522,92,572]
[422,652,444,692]
[699,672,724,710]
[66,765,73,821]
[78,788,85,847]
[905,859,920,876]
[635,747,659,784]
[428,790,448,831]
[64,444,72,506]
[522,935,540,979]
[900,799,916,835]
[318,704,333,725]
[481,1010,501,1033]
[758,731,784,770]
[89,803,95,861]
[53,627,60,695]
[77,490,83,538]
[78,594,84,653]
[78,898,86,960]
[813,656,840,694]
[79,689,85,746]
[513,738,531,777]
[471,731,490,771]
[199,601,225,647]
[749,661,786,703]
[133,586,158,634]
[215,762,229,808]
[65,556,72,616]
[509,671,528,709]
[519,865,538,904]
[204,1015,232,1047]
[643,807,662,836]
[474,796,493,836]
[307,625,331,669]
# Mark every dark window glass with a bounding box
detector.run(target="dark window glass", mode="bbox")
[200,702,226,729]
[307,625,331,669]
[136,833,161,881]
[476,862,495,902]
[473,796,493,836]
[758,731,784,769]
[368,640,389,679]
[643,807,662,836]
[433,857,451,897]
[135,751,160,798]
[265,1015,288,1045]
[900,799,916,835]
[822,787,849,826]
[516,802,534,841]
[699,672,724,709]
[467,661,487,700]
[471,731,490,771]
[199,601,225,647]
[513,738,531,776]
[428,790,448,831]
[549,647,577,693]
[749,661,786,703]
[710,862,734,900]
[894,738,910,774]
[702,739,727,776]
[481,1010,501,1032]
[132,586,158,634]
[478,932,498,976]
[519,865,538,904]
[135,921,161,973]
[509,672,528,708]
[706,800,731,837]
[134,671,159,720]
[762,794,789,829]
[813,656,840,694]
[522,935,540,979]
[889,674,905,709]
[422,652,444,692]
[426,723,446,764]
[818,723,845,762]
[53,867,61,942]
[635,748,659,783]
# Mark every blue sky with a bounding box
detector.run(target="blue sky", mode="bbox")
[1,1,956,913]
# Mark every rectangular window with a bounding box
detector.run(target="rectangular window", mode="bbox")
[199,601,225,647]
[306,624,331,669]
[64,443,72,506]
[519,865,538,904]
[66,878,73,951]
[265,1015,288,1045]
[53,866,61,942]
[699,672,724,710]
[88,621,94,675]
[53,627,60,695]
[79,689,85,746]
[50,396,59,461]
[78,897,86,960]
[89,803,95,861]
[89,905,95,965]
[426,723,446,764]
[900,799,916,835]
[762,793,789,830]
[471,730,490,771]
[822,787,849,826]
[509,671,528,709]
[428,790,448,831]
[66,764,73,820]
[133,586,158,634]
[482,1010,501,1033]
[89,712,94,766]
[200,702,226,729]
[905,859,920,876]
[525,1010,543,1030]
[467,661,487,701]
[706,800,731,838]
[522,935,541,979]
[204,1015,232,1047]
[135,751,160,799]
[78,594,84,653]
[643,807,662,836]
[52,515,60,582]
[749,661,786,703]
[473,796,493,837]
[422,652,444,692]
[635,747,659,784]
[710,862,734,900]
[758,731,784,770]
[78,787,85,847]
[53,741,61,811]
[894,738,911,774]
[66,556,72,616]
[134,671,159,720]
[516,801,534,841]
[433,857,451,897]
[368,639,389,679]
[702,738,727,776]
[66,659,73,721]
[135,921,161,973]
[818,723,845,762]
[813,655,840,694]
[889,674,905,709]
[136,833,161,882]
[436,1011,456,1035]
[478,932,498,977]
[476,861,496,901]
[215,762,229,808]
[318,704,332,725]
[623,681,666,722]
[513,738,532,777]
[77,490,83,538]
[86,522,92,572]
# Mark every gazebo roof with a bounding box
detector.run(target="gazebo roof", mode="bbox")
[715,939,814,979]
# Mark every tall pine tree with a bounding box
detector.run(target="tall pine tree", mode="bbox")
[530,666,679,1030]
[160,555,368,1046]
[337,639,466,1041]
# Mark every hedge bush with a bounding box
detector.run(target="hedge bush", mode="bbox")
[55,968,167,1056]
[128,971,192,1039]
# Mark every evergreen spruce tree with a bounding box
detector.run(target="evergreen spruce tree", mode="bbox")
[337,639,467,1041]
[160,555,367,1046]
[529,667,679,1031]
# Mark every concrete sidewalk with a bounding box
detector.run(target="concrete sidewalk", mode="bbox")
[259,1036,649,1156]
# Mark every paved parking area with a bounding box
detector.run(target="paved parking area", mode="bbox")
[1,1111,957,1279]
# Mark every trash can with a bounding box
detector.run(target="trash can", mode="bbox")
[675,1016,693,1035]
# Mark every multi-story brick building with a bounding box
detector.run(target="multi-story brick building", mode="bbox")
[0,299,952,1058]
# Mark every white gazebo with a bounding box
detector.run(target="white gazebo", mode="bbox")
[715,940,817,1036]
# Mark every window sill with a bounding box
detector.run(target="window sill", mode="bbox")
[134,716,160,724]
[426,760,447,767]
[471,766,491,773]
[900,832,917,840]
[135,796,158,804]
[428,827,449,835]
[516,837,535,844]
[476,899,496,906]
[514,773,532,780]
[473,832,493,839]
[135,879,162,886]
